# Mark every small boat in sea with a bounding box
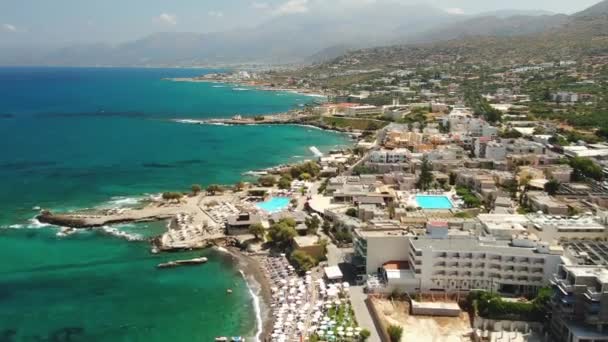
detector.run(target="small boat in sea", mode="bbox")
[156,257,208,269]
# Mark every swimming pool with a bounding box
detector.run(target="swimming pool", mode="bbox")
[415,195,453,209]
[256,197,291,213]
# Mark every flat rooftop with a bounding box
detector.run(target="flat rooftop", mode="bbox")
[410,236,557,256]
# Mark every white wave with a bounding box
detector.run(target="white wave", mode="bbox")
[212,85,226,88]
[233,87,250,91]
[97,226,144,242]
[108,196,140,207]
[174,119,203,125]
[239,269,263,342]
[6,224,24,229]
[28,217,52,229]
[209,122,232,126]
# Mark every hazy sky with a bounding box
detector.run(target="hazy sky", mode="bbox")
[0,0,601,45]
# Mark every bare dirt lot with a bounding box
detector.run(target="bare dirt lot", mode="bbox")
[371,298,472,342]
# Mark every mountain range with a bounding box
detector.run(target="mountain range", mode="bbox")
[0,1,607,66]
[317,0,608,68]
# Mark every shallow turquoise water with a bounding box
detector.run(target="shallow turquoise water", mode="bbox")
[415,195,454,209]
[256,197,291,213]
[0,67,351,341]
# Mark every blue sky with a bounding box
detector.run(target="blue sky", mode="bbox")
[0,0,601,45]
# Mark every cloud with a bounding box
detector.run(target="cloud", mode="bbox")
[274,0,309,15]
[157,13,177,25]
[445,7,465,15]
[2,24,17,32]
[251,2,270,9]
[208,11,224,18]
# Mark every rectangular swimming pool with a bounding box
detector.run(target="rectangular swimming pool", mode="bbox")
[256,197,290,213]
[415,195,453,209]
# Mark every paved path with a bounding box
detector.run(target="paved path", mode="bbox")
[350,286,382,342]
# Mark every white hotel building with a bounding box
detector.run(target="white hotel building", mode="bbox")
[355,228,566,295]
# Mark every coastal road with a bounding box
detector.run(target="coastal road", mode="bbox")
[350,286,382,342]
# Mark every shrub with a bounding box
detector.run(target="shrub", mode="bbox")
[359,329,371,341]
[291,250,317,272]
[387,324,403,342]
[258,175,276,187]
[346,208,358,217]
[191,184,202,194]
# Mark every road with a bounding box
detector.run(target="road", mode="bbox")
[350,286,382,342]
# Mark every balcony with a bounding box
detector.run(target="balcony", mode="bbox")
[552,275,574,294]
[585,288,602,302]
[435,262,446,267]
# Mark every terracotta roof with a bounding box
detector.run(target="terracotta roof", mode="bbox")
[382,260,410,270]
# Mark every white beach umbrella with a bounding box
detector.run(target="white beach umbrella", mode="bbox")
[346,331,353,337]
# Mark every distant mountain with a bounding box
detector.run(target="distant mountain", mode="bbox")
[475,9,555,18]
[314,0,608,69]
[0,1,604,67]
[573,0,608,17]
[404,14,569,44]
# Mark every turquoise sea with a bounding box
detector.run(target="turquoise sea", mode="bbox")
[0,67,350,341]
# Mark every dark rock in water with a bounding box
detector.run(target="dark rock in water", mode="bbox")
[0,113,13,119]
[49,326,85,342]
[0,329,17,342]
[142,162,174,169]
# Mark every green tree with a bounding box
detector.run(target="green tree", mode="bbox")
[191,184,202,195]
[249,223,265,240]
[268,222,297,249]
[346,208,358,218]
[500,129,523,139]
[300,172,312,181]
[416,156,434,191]
[278,177,292,190]
[322,220,331,234]
[544,179,561,196]
[234,181,245,191]
[162,192,182,202]
[206,184,223,195]
[290,250,317,272]
[387,325,403,342]
[305,216,321,234]
[258,175,277,187]
[359,329,371,341]
[570,157,604,181]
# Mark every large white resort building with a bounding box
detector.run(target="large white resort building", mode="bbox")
[355,226,565,295]
[350,212,600,296]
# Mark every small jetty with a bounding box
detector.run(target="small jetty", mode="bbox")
[156,257,208,269]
